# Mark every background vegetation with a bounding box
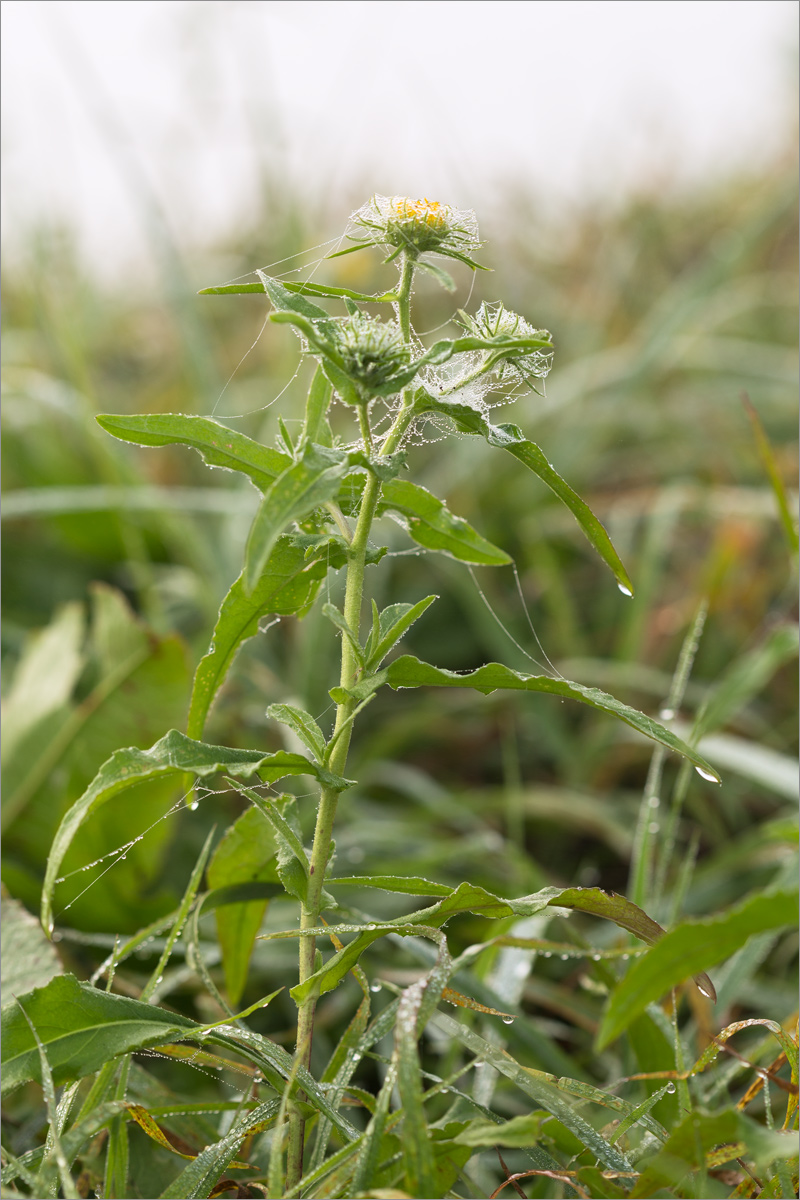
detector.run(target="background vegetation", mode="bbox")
[2,147,797,1198]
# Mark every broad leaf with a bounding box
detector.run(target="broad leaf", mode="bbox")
[244,443,350,592]
[96,413,291,493]
[380,479,510,565]
[206,809,278,1007]
[187,537,329,739]
[287,882,691,1005]
[413,392,633,592]
[597,889,799,1048]
[2,974,198,1095]
[339,655,720,778]
[42,730,353,936]
[3,976,359,1145]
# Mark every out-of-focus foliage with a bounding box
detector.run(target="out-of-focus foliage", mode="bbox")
[1,152,797,1198]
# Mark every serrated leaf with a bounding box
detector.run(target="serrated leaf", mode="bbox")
[380,479,510,565]
[187,536,329,740]
[365,595,438,669]
[207,809,278,1007]
[597,889,799,1049]
[244,443,350,592]
[413,392,633,592]
[96,413,291,493]
[42,730,352,936]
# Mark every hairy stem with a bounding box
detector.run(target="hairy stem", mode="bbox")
[286,263,418,1183]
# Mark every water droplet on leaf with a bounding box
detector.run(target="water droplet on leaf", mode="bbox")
[694,765,720,783]
[666,1081,676,1094]
[617,583,633,597]
[501,1015,515,1025]
[659,707,675,721]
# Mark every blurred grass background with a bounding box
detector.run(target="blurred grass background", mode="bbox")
[1,142,797,1095]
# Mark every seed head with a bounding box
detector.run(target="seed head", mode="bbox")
[331,311,411,398]
[462,301,554,382]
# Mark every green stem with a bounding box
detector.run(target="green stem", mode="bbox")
[285,255,418,1190]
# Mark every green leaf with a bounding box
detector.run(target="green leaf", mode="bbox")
[743,392,799,554]
[413,393,634,592]
[3,975,360,1144]
[157,1100,280,1199]
[257,272,337,327]
[326,874,452,897]
[395,974,445,1198]
[266,703,328,763]
[301,364,333,446]
[630,1107,798,1198]
[365,596,438,669]
[597,889,799,1048]
[322,603,365,668]
[379,479,511,565]
[244,443,350,592]
[96,413,291,493]
[2,974,198,1095]
[431,1010,633,1173]
[200,279,399,302]
[376,655,720,777]
[1,891,63,1002]
[42,730,352,936]
[235,785,311,905]
[206,808,278,1007]
[187,537,329,740]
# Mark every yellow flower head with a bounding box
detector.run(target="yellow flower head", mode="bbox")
[346,194,482,266]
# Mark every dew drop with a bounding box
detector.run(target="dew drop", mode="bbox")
[617,583,633,597]
[648,795,660,809]
[648,821,660,834]
[189,799,199,812]
[370,983,382,993]
[560,953,569,961]
[696,982,714,999]
[514,961,529,978]
[592,954,602,962]
[542,951,552,958]
[694,765,720,783]
[351,1052,362,1063]
[501,1015,515,1025]
[659,707,675,721]
[666,1081,676,1094]
[621,953,630,961]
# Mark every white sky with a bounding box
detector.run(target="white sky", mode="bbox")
[1,0,796,279]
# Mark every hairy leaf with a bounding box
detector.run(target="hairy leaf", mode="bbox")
[187,537,329,739]
[42,730,352,936]
[413,392,633,592]
[244,444,350,592]
[380,478,511,565]
[96,413,291,492]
